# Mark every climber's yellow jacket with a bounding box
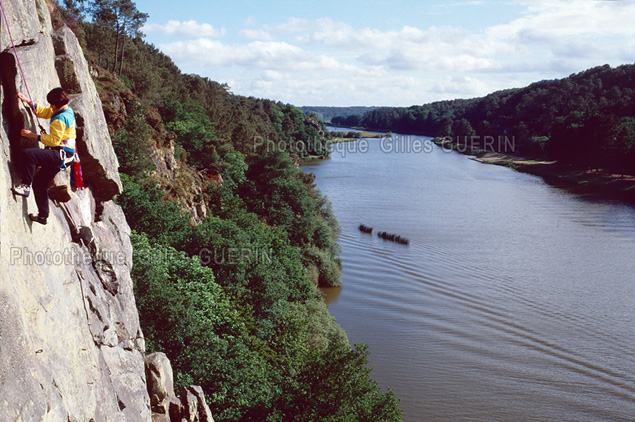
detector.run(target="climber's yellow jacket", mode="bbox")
[34,104,76,148]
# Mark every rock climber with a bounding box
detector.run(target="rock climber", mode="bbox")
[11,87,76,225]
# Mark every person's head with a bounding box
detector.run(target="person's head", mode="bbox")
[47,87,70,109]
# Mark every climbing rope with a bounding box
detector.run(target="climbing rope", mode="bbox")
[0,0,46,134]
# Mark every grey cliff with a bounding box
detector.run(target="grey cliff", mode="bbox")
[0,1,213,421]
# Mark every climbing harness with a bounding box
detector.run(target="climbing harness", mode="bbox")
[0,0,46,134]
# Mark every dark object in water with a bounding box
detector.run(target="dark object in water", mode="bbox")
[377,231,410,245]
[359,224,373,234]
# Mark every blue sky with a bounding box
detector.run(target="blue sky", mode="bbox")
[133,0,635,107]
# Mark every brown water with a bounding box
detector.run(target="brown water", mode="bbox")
[302,133,635,422]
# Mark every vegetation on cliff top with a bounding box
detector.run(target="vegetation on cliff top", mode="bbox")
[52,0,401,420]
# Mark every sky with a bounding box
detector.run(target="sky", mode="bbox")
[132,0,635,107]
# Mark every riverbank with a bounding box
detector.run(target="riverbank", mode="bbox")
[300,130,388,161]
[433,137,635,203]
[330,130,388,142]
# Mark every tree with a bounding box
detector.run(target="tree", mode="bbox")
[132,232,400,422]
[73,4,402,417]
[605,117,635,175]
[83,21,113,68]
[116,1,147,74]
[62,0,88,18]
[159,96,218,168]
[111,101,154,175]
[240,150,342,287]
[438,116,453,137]
[88,0,147,73]
[451,118,475,139]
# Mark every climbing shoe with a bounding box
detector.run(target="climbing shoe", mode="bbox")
[11,184,30,197]
[29,213,47,225]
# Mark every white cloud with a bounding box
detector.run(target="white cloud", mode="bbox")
[160,39,303,68]
[240,28,274,41]
[261,70,284,81]
[159,38,371,75]
[431,75,489,96]
[266,19,518,74]
[142,20,225,38]
[275,17,315,33]
[487,2,635,49]
[241,72,496,107]
[244,16,258,27]
[146,2,635,106]
[621,40,635,62]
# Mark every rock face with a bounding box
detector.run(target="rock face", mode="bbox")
[145,353,215,422]
[0,1,213,421]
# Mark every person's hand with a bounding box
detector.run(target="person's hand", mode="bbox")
[21,129,37,139]
[16,92,33,108]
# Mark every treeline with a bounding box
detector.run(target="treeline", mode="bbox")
[300,106,380,123]
[82,32,329,160]
[53,1,401,421]
[361,64,635,175]
[331,114,363,127]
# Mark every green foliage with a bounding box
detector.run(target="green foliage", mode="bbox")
[360,64,635,174]
[116,175,194,248]
[58,1,401,419]
[240,151,342,286]
[301,245,342,287]
[287,300,348,349]
[299,106,381,123]
[275,343,402,422]
[130,232,273,420]
[524,136,549,157]
[159,96,217,168]
[120,73,133,89]
[451,118,475,138]
[332,114,362,127]
[192,214,314,317]
[607,117,635,174]
[132,232,400,421]
[87,0,148,74]
[111,101,154,175]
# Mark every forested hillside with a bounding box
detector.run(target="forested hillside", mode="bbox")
[361,65,635,175]
[300,105,381,123]
[51,1,400,420]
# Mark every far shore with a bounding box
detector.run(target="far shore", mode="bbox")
[433,137,635,203]
[329,129,389,143]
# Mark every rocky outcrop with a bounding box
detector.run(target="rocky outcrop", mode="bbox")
[152,140,180,181]
[0,1,213,420]
[145,353,214,422]
[52,25,122,201]
[305,115,325,137]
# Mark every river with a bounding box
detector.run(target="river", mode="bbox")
[301,132,635,422]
